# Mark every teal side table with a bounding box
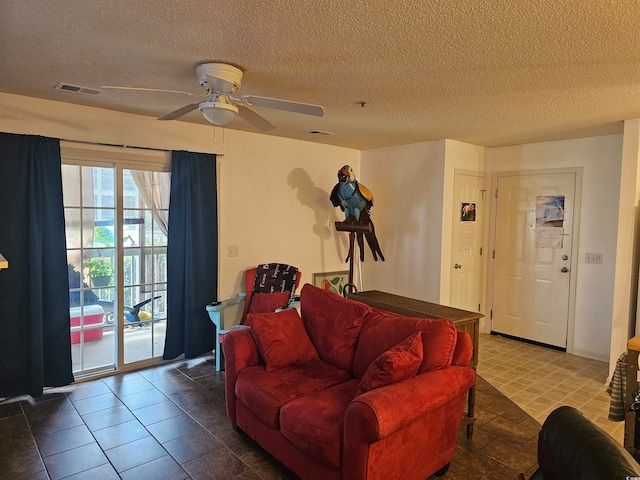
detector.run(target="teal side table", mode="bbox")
[206,293,246,371]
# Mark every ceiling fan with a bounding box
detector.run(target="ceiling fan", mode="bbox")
[102,62,324,132]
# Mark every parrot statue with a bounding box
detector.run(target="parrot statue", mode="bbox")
[330,165,384,261]
[330,165,373,223]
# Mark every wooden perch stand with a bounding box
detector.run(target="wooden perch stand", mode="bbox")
[334,221,373,296]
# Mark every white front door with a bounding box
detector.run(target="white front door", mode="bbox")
[491,172,576,348]
[450,171,484,313]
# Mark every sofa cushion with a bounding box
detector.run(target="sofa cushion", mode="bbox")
[353,310,457,378]
[249,291,291,314]
[246,309,319,371]
[280,379,360,469]
[300,284,371,372]
[357,331,423,394]
[235,358,353,429]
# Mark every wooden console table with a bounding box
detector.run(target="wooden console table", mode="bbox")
[347,290,482,437]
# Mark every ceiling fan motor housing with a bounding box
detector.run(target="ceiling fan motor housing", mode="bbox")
[196,63,243,94]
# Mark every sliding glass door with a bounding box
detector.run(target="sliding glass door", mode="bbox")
[64,163,117,374]
[62,146,170,377]
[122,169,169,364]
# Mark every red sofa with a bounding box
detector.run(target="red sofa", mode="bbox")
[221,284,475,480]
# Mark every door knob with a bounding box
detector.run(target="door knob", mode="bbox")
[560,267,569,273]
[454,263,461,269]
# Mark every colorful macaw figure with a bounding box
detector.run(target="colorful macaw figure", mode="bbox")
[330,165,384,261]
[330,165,373,222]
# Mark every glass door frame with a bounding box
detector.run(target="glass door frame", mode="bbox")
[61,141,171,377]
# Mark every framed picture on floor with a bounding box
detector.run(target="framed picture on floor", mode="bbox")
[313,271,349,296]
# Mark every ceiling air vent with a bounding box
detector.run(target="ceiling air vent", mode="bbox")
[309,130,335,135]
[55,82,102,96]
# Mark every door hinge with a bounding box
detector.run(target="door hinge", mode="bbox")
[492,250,495,259]
[490,309,493,319]
[478,303,481,312]
[480,247,483,256]
[495,188,498,198]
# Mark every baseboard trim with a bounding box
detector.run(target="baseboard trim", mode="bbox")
[569,347,609,363]
[489,331,566,352]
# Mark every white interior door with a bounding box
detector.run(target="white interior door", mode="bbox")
[450,171,484,313]
[492,172,576,348]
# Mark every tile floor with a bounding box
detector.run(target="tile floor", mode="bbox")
[0,333,622,479]
[477,333,623,443]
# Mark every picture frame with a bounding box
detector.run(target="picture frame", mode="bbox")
[313,270,350,296]
[460,202,476,222]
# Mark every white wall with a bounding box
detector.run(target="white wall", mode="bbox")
[359,139,486,306]
[359,140,446,302]
[0,92,359,325]
[612,120,640,372]
[362,134,626,365]
[486,135,624,363]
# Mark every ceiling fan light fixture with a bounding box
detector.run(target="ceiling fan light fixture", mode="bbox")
[199,101,238,126]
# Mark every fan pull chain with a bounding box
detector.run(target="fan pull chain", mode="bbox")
[211,125,226,147]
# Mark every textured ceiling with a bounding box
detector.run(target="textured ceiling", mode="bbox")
[0,0,638,150]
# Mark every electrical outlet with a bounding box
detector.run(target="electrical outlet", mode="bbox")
[228,245,239,257]
[585,252,602,264]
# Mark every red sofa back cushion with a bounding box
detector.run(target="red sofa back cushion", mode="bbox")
[300,284,371,372]
[352,310,457,378]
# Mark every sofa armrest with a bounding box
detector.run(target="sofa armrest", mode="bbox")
[452,330,473,366]
[345,366,475,443]
[344,366,475,480]
[220,327,261,423]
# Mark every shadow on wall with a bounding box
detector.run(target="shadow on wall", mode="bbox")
[287,168,348,263]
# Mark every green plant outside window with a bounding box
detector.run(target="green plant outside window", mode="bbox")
[83,257,114,278]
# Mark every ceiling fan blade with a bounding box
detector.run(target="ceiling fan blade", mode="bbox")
[157,102,200,121]
[242,96,324,117]
[101,85,207,96]
[237,105,276,131]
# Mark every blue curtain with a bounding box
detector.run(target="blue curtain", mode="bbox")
[0,132,74,397]
[163,151,218,359]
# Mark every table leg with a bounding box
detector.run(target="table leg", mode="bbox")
[208,310,224,372]
[216,333,225,372]
[467,384,476,438]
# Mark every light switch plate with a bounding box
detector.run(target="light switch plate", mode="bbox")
[585,252,602,264]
